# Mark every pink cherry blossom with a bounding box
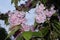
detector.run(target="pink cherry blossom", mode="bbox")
[8,10,26,26]
[35,4,56,23]
[21,24,34,31]
[36,12,46,23]
[36,3,45,14]
[35,3,46,23]
[44,7,56,17]
[21,18,27,24]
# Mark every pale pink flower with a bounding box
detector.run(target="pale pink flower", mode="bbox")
[39,3,45,10]
[44,8,56,17]
[36,12,46,23]
[21,18,27,24]
[30,25,34,32]
[21,24,34,31]
[13,10,25,18]
[8,10,26,26]
[36,3,45,14]
[35,4,56,23]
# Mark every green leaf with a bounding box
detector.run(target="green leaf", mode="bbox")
[57,22,60,29]
[5,18,9,25]
[5,25,20,40]
[53,31,59,38]
[22,31,32,40]
[11,0,21,7]
[43,0,47,4]
[16,34,23,40]
[32,31,43,37]
[55,23,60,30]
[52,23,60,34]
[53,21,60,30]
[14,0,18,7]
[34,22,37,27]
[31,0,38,8]
[41,27,49,37]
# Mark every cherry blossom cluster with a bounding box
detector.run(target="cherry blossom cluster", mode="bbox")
[8,3,56,32]
[8,10,34,31]
[35,3,56,23]
[8,10,26,26]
